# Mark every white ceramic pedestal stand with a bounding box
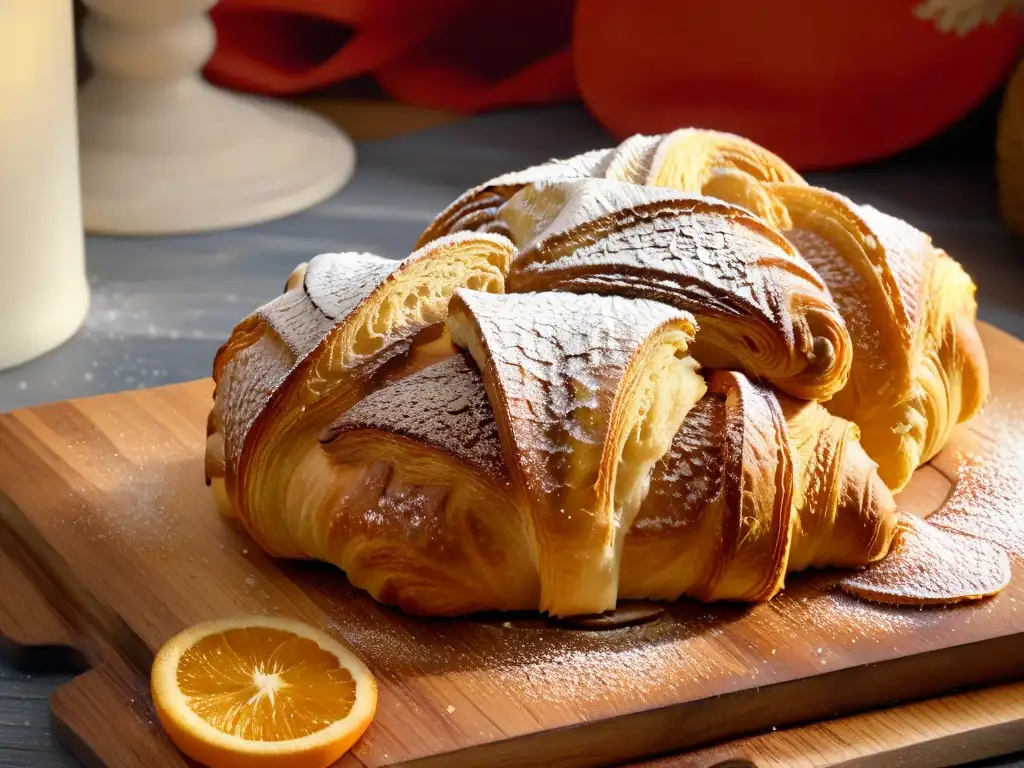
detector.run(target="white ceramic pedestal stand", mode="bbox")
[78,0,356,235]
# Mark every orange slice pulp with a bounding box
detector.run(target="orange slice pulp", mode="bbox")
[151,615,377,768]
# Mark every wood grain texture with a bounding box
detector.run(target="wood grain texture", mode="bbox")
[0,526,189,767]
[0,322,1021,768]
[634,680,1024,768]
[0,528,80,671]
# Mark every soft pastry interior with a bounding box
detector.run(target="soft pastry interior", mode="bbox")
[208,232,516,558]
[207,129,1004,618]
[446,289,706,615]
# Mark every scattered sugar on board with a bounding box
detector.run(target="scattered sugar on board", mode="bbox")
[324,600,747,709]
[306,556,998,716]
[841,515,1010,604]
[802,590,929,637]
[30,420,215,561]
[921,393,1024,559]
[830,390,1024,604]
[928,450,1024,561]
[487,629,734,709]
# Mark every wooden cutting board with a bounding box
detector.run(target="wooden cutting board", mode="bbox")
[1,322,1022,768]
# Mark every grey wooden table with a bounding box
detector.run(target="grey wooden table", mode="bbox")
[0,105,1022,767]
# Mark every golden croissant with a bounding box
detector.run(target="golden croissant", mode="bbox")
[497,177,851,402]
[415,128,803,249]
[208,130,1006,618]
[418,129,988,492]
[766,186,989,490]
[206,232,518,545]
[319,351,900,615]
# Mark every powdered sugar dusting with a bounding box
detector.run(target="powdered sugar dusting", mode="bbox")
[928,450,1024,560]
[450,289,690,498]
[787,227,886,383]
[841,515,1010,605]
[326,354,507,481]
[800,587,930,638]
[213,252,402,470]
[856,204,933,334]
[913,388,1024,562]
[216,333,295,467]
[310,584,748,710]
[302,252,398,324]
[506,180,846,398]
[307,572,951,717]
[419,150,609,245]
[602,134,663,185]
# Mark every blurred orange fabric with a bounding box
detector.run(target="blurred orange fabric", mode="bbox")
[206,0,1023,169]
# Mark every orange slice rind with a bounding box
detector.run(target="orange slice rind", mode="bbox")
[151,615,377,768]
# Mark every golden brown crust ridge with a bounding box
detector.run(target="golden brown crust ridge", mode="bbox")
[772,183,990,489]
[622,371,901,604]
[209,233,516,557]
[642,128,804,189]
[322,354,508,484]
[446,289,706,615]
[415,127,804,248]
[505,178,851,402]
[413,148,613,249]
[211,253,401,475]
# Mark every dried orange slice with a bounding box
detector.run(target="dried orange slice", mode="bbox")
[151,615,377,768]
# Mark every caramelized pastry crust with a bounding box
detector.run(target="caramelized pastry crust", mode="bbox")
[416,128,803,245]
[209,232,516,556]
[207,127,1000,617]
[504,178,851,402]
[313,359,902,615]
[319,355,537,616]
[773,185,988,490]
[621,370,898,603]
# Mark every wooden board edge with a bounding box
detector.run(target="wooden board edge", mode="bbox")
[387,631,1024,768]
[0,489,155,675]
[4,533,1021,768]
[0,519,191,766]
[628,679,1024,768]
[50,666,193,768]
[1,378,215,418]
[0,518,88,673]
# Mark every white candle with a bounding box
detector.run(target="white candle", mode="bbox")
[0,0,88,372]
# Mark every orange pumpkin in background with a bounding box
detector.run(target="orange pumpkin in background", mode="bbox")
[574,0,1024,169]
[206,0,1022,170]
